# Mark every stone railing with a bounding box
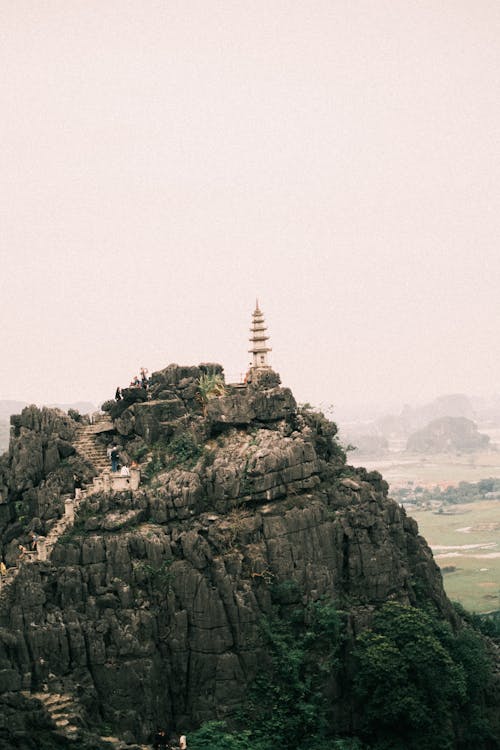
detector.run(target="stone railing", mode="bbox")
[1,466,142,586]
[87,468,141,495]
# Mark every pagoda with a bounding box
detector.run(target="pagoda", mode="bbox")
[249,300,272,369]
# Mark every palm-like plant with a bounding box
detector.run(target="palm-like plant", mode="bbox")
[196,372,226,415]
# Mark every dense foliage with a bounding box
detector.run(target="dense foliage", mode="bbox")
[353,602,495,750]
[189,600,498,750]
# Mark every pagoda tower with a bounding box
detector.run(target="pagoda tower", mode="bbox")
[249,300,272,369]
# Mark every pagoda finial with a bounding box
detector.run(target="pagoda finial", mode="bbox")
[249,300,271,369]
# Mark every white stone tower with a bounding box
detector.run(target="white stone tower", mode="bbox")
[249,300,272,369]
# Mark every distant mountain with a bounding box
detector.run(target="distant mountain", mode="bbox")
[406,416,490,454]
[337,393,500,458]
[376,394,475,437]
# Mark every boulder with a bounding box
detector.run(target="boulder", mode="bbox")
[207,386,296,428]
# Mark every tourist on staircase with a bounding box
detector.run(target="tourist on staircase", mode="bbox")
[73,473,83,500]
[110,445,119,472]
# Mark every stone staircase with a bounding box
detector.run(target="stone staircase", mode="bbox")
[74,419,113,473]
[38,417,114,558]
[23,691,82,741]
[3,416,149,747]
[21,690,152,747]
[0,416,115,594]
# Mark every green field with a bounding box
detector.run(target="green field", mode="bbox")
[356,448,500,613]
[362,449,500,488]
[411,500,500,614]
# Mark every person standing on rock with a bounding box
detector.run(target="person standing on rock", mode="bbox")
[115,386,122,401]
[73,474,83,500]
[110,445,119,472]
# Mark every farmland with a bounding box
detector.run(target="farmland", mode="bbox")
[411,500,500,613]
[353,446,500,614]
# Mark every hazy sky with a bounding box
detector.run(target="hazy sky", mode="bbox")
[2,1,500,415]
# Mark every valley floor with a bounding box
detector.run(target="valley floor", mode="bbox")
[352,444,500,614]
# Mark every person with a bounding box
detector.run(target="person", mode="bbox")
[115,386,122,401]
[74,474,83,501]
[0,561,6,590]
[179,734,187,749]
[29,531,39,551]
[18,544,27,563]
[110,446,119,473]
[140,367,149,388]
[120,464,130,477]
[153,728,169,749]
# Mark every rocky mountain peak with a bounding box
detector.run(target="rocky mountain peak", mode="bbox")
[0,363,495,749]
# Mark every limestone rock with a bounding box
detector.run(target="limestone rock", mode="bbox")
[207,386,296,428]
[0,368,494,748]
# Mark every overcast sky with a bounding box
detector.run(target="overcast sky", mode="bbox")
[1,1,499,417]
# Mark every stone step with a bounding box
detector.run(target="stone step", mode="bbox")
[44,697,74,708]
[52,708,75,718]
[35,692,74,705]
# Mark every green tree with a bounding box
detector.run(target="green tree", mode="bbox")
[240,600,344,749]
[188,721,266,750]
[352,602,494,750]
[196,372,226,415]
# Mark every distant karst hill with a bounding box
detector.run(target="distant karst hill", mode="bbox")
[376,393,475,437]
[406,415,490,454]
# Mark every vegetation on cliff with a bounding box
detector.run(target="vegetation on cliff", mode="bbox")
[188,600,498,750]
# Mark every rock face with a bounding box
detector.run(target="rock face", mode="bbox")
[406,416,490,453]
[0,366,487,747]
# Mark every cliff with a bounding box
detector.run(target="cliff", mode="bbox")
[0,366,497,749]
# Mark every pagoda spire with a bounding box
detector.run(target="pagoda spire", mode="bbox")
[249,301,271,369]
